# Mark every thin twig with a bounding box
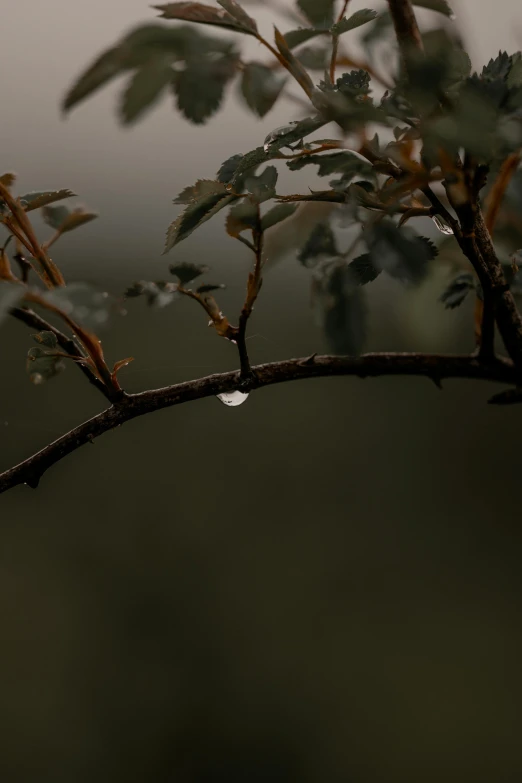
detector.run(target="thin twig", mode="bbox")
[329,0,351,84]
[0,352,516,494]
[476,151,522,357]
[10,306,112,399]
[236,218,264,379]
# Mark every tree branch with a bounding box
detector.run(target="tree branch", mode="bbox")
[0,352,517,494]
[387,0,424,62]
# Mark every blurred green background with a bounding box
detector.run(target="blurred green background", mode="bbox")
[2,1,522,780]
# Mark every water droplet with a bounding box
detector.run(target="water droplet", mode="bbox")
[449,13,457,21]
[225,183,233,191]
[263,122,298,152]
[31,373,45,385]
[217,390,249,407]
[432,215,454,235]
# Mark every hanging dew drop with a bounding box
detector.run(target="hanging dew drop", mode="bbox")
[217,390,249,407]
[263,122,298,152]
[432,215,454,235]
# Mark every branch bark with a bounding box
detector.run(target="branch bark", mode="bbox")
[0,352,517,494]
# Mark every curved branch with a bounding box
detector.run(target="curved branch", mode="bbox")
[0,352,517,494]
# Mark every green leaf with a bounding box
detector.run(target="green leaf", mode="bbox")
[412,0,454,16]
[169,261,209,283]
[508,53,522,89]
[347,253,382,285]
[261,203,298,231]
[297,45,330,71]
[312,264,367,355]
[42,205,98,233]
[336,69,371,98]
[43,284,113,329]
[217,0,258,34]
[63,23,234,116]
[26,344,66,385]
[274,27,314,96]
[63,25,188,112]
[367,221,438,284]
[173,54,238,123]
[32,331,59,349]
[439,272,475,309]
[41,205,71,230]
[125,280,179,307]
[481,51,512,82]
[217,153,245,183]
[286,151,375,188]
[284,28,328,49]
[297,0,335,27]
[229,147,274,186]
[153,2,254,33]
[240,62,286,117]
[331,9,378,35]
[298,222,338,267]
[174,179,227,204]
[263,115,328,153]
[120,60,174,124]
[226,199,259,236]
[164,190,235,252]
[0,282,23,325]
[20,189,76,212]
[245,165,278,202]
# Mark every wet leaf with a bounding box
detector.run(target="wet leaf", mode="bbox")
[217,153,245,183]
[331,9,378,36]
[261,203,298,231]
[164,190,235,252]
[20,189,76,212]
[169,261,210,283]
[174,179,227,204]
[240,62,286,117]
